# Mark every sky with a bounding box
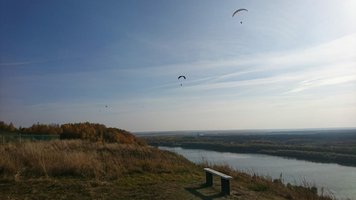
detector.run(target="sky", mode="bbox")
[1,0,356,132]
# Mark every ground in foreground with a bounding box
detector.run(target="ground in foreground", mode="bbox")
[0,140,331,200]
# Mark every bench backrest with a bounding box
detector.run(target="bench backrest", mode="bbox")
[204,168,232,180]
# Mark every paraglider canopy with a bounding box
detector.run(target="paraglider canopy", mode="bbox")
[178,75,186,80]
[232,8,248,17]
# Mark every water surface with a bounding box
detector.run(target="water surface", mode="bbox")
[160,146,356,200]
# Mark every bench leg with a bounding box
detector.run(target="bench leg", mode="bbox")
[221,178,230,195]
[205,172,213,186]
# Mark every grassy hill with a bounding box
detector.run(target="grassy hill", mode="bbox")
[0,140,332,200]
[0,121,145,144]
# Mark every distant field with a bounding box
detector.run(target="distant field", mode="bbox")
[141,129,356,167]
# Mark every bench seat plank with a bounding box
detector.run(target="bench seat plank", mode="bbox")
[204,168,232,179]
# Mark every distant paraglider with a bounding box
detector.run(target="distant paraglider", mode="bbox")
[232,8,248,24]
[178,75,186,86]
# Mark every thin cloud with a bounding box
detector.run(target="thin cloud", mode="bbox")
[161,33,356,94]
[0,61,39,66]
[289,75,356,93]
[184,74,300,91]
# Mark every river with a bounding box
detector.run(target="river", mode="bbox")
[159,146,356,200]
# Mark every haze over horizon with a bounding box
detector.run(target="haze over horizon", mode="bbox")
[1,0,356,132]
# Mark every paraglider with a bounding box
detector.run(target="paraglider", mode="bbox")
[232,8,248,24]
[178,75,186,86]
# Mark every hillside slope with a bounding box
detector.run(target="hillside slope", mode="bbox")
[0,140,332,200]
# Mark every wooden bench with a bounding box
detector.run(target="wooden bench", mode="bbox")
[204,168,232,195]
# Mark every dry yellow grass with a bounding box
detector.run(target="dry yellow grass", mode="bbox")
[0,140,192,180]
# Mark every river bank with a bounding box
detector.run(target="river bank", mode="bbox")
[160,146,356,200]
[143,130,356,167]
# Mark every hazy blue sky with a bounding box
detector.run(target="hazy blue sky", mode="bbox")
[1,0,356,132]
